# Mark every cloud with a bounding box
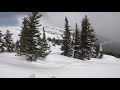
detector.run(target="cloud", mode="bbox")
[84,12,120,41]
[0,12,27,26]
[46,12,86,28]
[0,12,120,42]
[45,12,120,42]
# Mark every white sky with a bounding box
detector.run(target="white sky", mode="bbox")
[44,12,120,42]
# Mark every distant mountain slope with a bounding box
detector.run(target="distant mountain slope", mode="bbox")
[96,34,111,44]
[102,42,120,58]
[0,16,111,44]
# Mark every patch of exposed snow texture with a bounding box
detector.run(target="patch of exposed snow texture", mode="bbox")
[0,45,120,78]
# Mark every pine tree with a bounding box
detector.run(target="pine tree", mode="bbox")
[15,40,20,55]
[36,33,43,58]
[4,30,14,52]
[81,15,97,60]
[96,44,104,59]
[0,31,4,53]
[40,27,50,58]
[19,12,46,61]
[19,17,30,56]
[90,28,97,58]
[26,12,42,61]
[20,12,48,61]
[36,27,50,59]
[61,16,72,57]
[73,23,82,59]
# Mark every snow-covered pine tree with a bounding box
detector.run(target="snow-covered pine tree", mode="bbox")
[71,30,75,57]
[73,23,82,59]
[36,33,43,58]
[19,12,50,61]
[40,27,50,58]
[19,17,30,56]
[36,27,50,59]
[4,30,14,52]
[96,44,104,59]
[90,27,97,58]
[0,31,4,53]
[81,15,97,60]
[61,16,72,57]
[20,12,42,61]
[96,44,100,58]
[15,40,21,56]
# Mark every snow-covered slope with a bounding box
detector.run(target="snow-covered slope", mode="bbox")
[0,26,20,42]
[0,20,120,78]
[0,45,120,78]
[0,18,64,42]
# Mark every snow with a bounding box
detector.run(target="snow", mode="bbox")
[0,24,63,43]
[0,45,120,78]
[0,26,20,42]
[0,20,119,78]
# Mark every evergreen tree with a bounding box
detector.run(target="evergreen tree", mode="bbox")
[0,31,4,53]
[36,27,50,59]
[15,40,20,55]
[36,33,43,58]
[90,28,97,58]
[96,44,104,59]
[52,37,56,46]
[19,17,30,56]
[4,30,14,52]
[99,51,104,59]
[40,27,50,58]
[61,16,72,57]
[96,44,100,58]
[73,23,82,59]
[19,12,42,61]
[81,15,97,60]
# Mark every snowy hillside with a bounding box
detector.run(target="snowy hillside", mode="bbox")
[0,15,110,43]
[1,15,120,78]
[0,20,64,42]
[0,26,20,42]
[0,45,120,78]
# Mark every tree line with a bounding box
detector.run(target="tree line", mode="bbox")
[0,12,104,62]
[61,15,103,60]
[0,30,15,53]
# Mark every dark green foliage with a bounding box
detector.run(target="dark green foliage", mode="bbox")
[19,12,50,61]
[0,31,4,53]
[19,17,30,56]
[47,37,62,45]
[36,27,50,58]
[15,40,20,56]
[61,16,72,57]
[41,27,50,58]
[19,12,43,61]
[47,37,52,42]
[25,12,42,61]
[96,44,104,59]
[4,30,14,52]
[73,23,82,59]
[81,15,97,60]
[96,44,100,58]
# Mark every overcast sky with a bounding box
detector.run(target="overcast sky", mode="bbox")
[0,12,120,42]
